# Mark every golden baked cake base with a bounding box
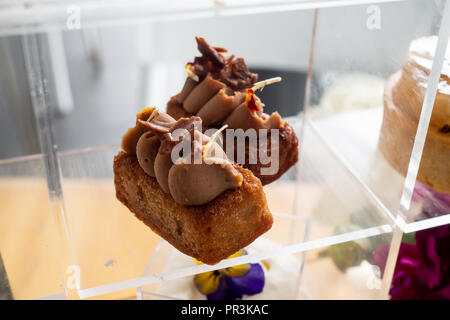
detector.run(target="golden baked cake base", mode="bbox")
[114,151,273,264]
[379,72,450,194]
[167,97,299,185]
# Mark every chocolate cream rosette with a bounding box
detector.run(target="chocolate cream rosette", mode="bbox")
[167,37,299,185]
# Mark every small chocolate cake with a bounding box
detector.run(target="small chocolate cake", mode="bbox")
[166,37,299,185]
[114,108,273,264]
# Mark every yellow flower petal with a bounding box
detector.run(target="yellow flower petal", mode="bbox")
[193,249,245,265]
[194,272,221,295]
[224,263,250,277]
[227,250,246,259]
[223,250,250,277]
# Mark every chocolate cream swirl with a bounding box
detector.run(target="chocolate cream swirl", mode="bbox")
[121,108,243,206]
[176,37,282,130]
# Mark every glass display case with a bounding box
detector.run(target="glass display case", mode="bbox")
[0,0,448,300]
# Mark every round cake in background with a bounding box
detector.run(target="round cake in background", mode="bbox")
[378,36,450,194]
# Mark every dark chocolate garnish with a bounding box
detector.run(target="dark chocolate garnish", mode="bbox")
[192,37,258,91]
[196,36,226,68]
[220,57,258,91]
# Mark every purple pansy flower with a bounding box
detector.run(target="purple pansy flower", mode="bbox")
[193,250,265,300]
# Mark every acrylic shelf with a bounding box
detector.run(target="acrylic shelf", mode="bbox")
[51,113,399,298]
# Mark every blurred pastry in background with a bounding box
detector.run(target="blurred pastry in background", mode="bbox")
[309,72,385,117]
[379,36,450,194]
